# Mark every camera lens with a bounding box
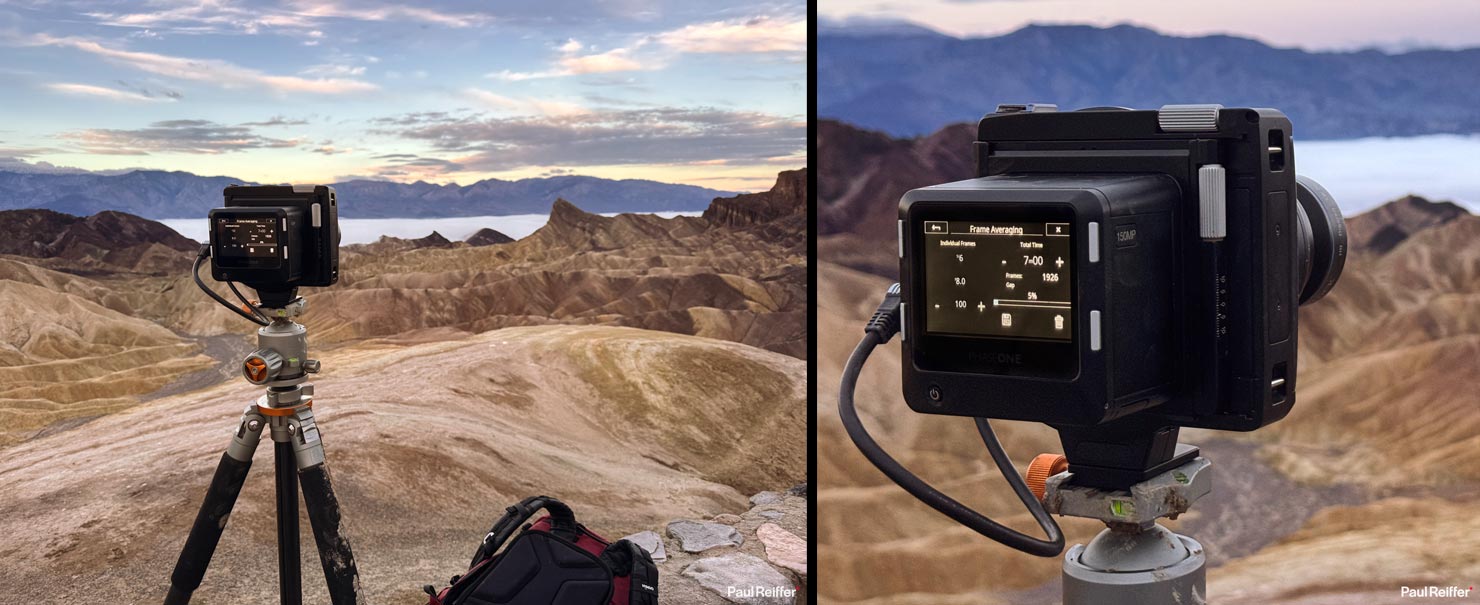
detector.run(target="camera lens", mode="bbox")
[1294,176,1347,305]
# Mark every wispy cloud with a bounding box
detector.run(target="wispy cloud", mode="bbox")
[489,41,651,81]
[488,14,803,81]
[240,115,311,126]
[371,106,805,171]
[657,16,806,53]
[83,0,492,34]
[286,0,492,28]
[462,88,590,117]
[46,82,176,102]
[25,34,377,95]
[60,119,303,155]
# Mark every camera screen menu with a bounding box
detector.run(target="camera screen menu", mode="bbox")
[213,216,280,263]
[923,220,1073,340]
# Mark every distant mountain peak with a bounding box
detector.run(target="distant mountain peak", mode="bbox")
[1350,194,1471,254]
[820,22,1480,139]
[465,227,514,246]
[818,16,950,38]
[549,198,595,222]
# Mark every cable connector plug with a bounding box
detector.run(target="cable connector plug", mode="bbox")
[866,283,903,343]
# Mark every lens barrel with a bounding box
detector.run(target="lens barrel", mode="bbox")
[1294,176,1347,305]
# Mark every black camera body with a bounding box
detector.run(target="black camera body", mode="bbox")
[898,105,1345,488]
[209,185,339,306]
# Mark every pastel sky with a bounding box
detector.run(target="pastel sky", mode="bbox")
[0,0,805,191]
[821,0,1480,51]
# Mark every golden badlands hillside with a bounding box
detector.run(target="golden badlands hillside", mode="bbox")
[0,170,806,447]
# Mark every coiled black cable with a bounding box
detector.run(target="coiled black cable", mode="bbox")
[838,285,1064,556]
[193,245,269,326]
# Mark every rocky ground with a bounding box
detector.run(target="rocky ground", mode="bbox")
[621,485,809,605]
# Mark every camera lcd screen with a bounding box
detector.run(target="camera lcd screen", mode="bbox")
[923,220,1073,340]
[213,215,281,268]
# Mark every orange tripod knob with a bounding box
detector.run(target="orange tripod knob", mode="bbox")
[1026,453,1069,500]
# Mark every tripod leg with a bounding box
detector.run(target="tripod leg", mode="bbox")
[165,407,267,605]
[291,407,364,605]
[276,440,303,605]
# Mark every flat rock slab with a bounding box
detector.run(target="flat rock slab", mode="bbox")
[682,553,796,605]
[756,523,806,577]
[621,530,667,562]
[668,519,743,553]
[749,491,784,506]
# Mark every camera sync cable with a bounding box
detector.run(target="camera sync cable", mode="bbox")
[193,244,271,326]
[839,284,1065,557]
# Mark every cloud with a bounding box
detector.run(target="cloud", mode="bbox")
[0,143,65,160]
[26,34,377,95]
[462,88,589,117]
[46,82,176,102]
[559,46,645,74]
[60,119,302,155]
[82,0,491,34]
[300,63,368,77]
[656,16,806,53]
[240,115,311,126]
[351,153,466,180]
[312,145,348,154]
[488,14,802,82]
[489,42,651,81]
[368,111,459,126]
[372,106,805,171]
[285,0,493,28]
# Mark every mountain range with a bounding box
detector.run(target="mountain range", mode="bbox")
[819,22,1480,139]
[0,170,732,219]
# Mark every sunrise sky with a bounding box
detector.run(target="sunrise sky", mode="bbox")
[0,0,805,191]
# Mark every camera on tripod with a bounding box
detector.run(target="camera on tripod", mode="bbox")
[897,104,1347,489]
[209,184,340,308]
[170,184,362,605]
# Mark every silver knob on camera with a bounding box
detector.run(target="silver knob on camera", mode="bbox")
[1198,164,1227,241]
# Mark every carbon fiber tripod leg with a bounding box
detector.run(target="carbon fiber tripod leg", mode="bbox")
[164,407,267,605]
[291,406,364,605]
[276,440,303,605]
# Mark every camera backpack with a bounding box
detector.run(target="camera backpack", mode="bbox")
[424,496,659,605]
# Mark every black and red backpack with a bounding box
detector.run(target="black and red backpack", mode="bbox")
[424,496,659,605]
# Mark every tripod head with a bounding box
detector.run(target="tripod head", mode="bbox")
[241,298,321,389]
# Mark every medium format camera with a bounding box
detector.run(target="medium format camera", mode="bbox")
[898,104,1346,488]
[209,184,340,306]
